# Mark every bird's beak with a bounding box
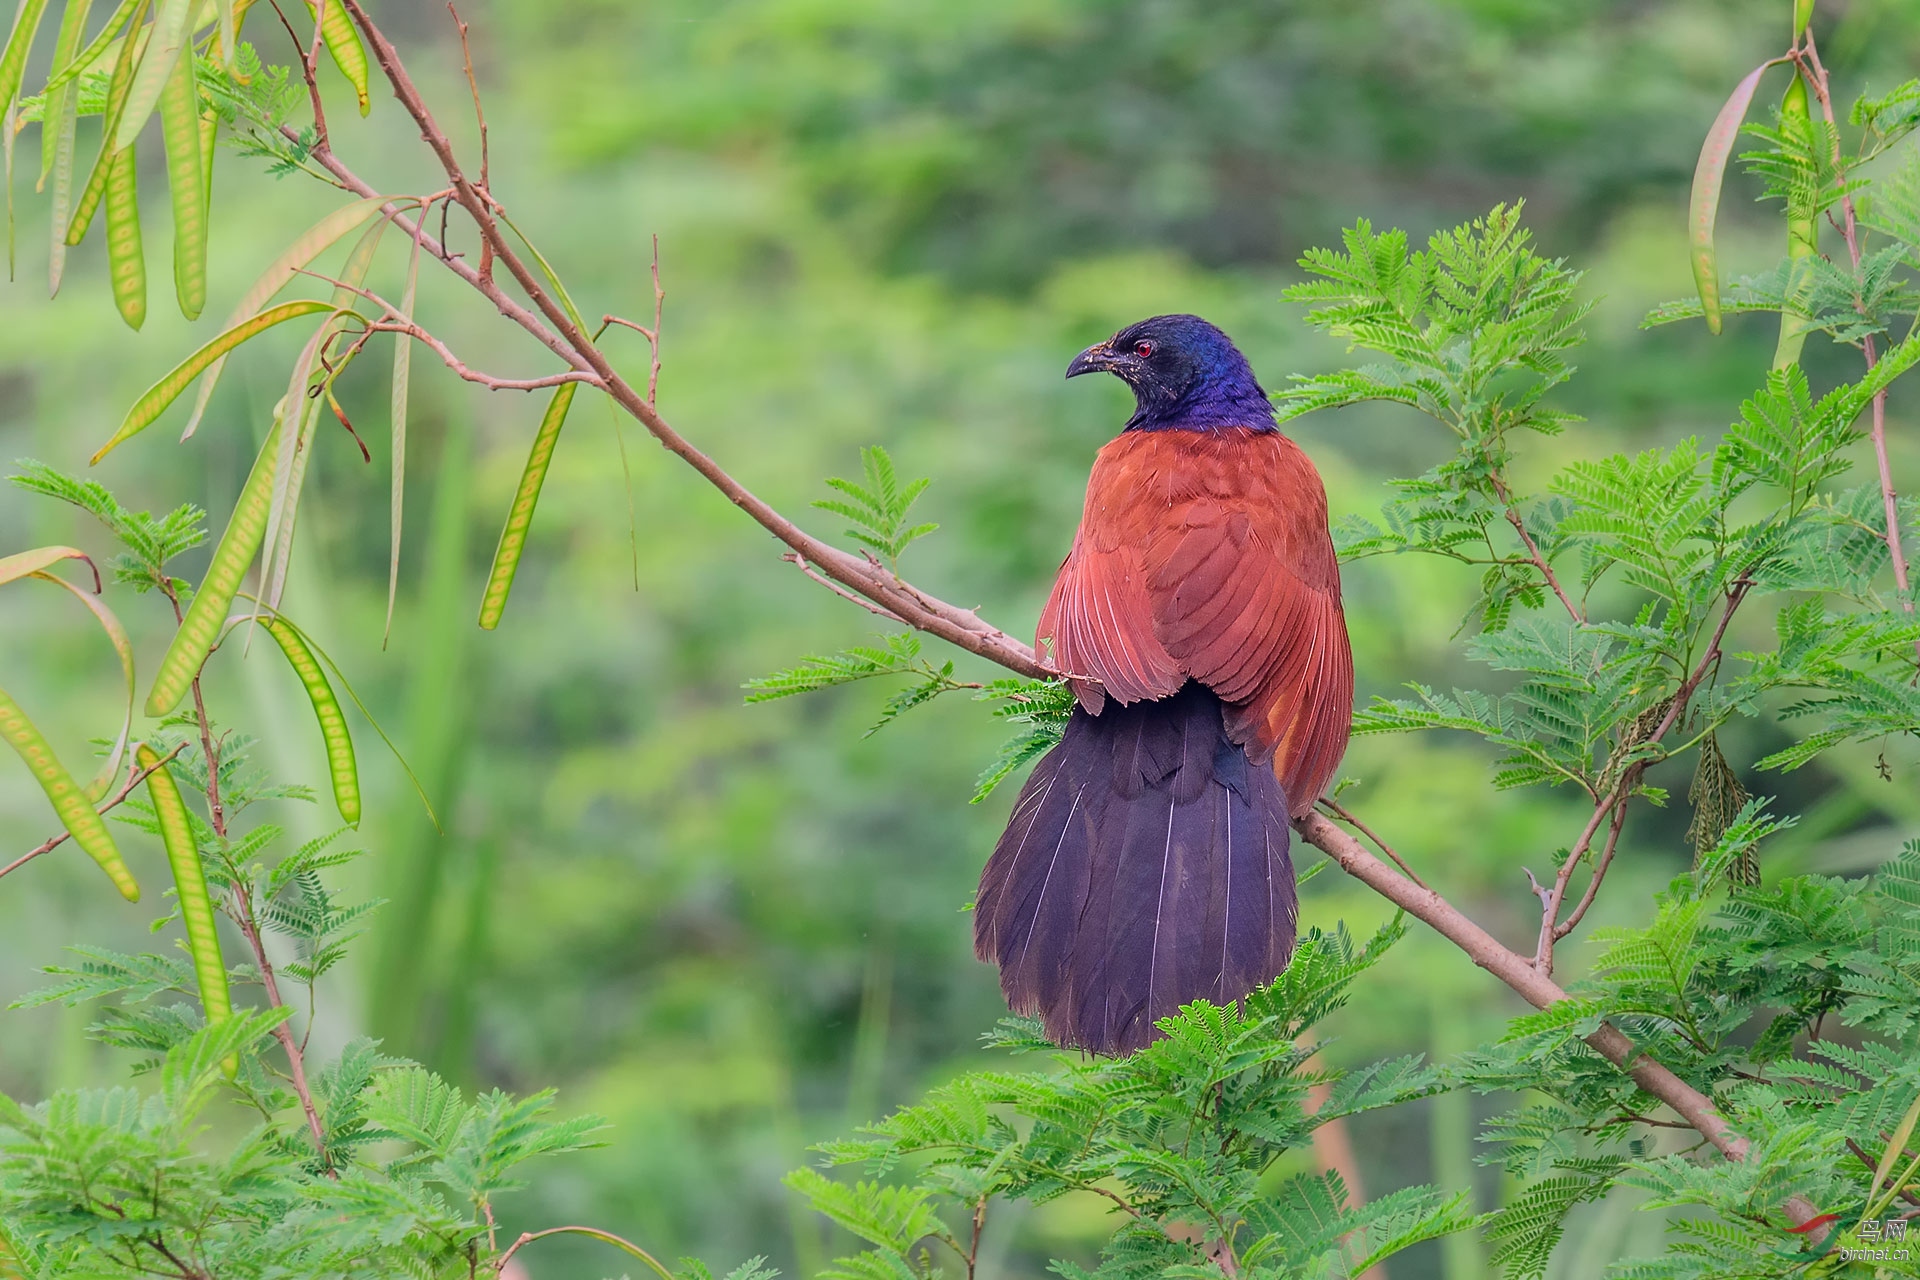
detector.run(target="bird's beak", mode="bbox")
[1066,342,1119,379]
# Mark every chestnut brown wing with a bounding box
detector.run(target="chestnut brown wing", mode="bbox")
[1038,428,1353,815]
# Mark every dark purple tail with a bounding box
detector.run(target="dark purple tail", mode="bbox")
[974,682,1297,1056]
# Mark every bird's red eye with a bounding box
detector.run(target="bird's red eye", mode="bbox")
[1133,341,1154,358]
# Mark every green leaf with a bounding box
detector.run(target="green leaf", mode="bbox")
[814,446,938,569]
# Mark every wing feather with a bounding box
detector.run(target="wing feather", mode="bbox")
[1037,427,1353,816]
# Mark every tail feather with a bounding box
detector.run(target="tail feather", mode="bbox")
[975,682,1297,1055]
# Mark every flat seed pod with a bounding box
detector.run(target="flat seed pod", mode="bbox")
[104,143,146,329]
[0,0,52,116]
[37,0,91,188]
[42,0,137,99]
[109,0,190,153]
[43,0,87,294]
[181,195,387,439]
[65,0,146,247]
[137,744,232,1041]
[1772,71,1818,370]
[95,298,333,461]
[158,39,204,320]
[261,616,359,826]
[479,382,577,629]
[0,685,138,900]
[309,0,368,115]
[1688,62,1774,336]
[145,417,281,717]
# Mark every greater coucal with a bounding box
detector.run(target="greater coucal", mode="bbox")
[974,314,1353,1055]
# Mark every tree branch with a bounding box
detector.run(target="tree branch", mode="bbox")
[1492,478,1583,624]
[298,4,1816,1223]
[1799,32,1919,665]
[1554,801,1626,941]
[306,18,1056,679]
[0,745,185,883]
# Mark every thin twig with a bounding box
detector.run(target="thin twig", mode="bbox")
[598,314,655,342]
[1523,867,1555,916]
[1492,476,1583,623]
[292,266,598,391]
[1799,33,1918,665]
[447,1,491,284]
[366,321,597,390]
[783,553,907,622]
[267,0,329,155]
[159,578,229,836]
[0,745,185,882]
[493,1226,676,1280]
[1320,796,1427,888]
[648,234,664,405]
[1555,801,1627,941]
[1848,1138,1920,1207]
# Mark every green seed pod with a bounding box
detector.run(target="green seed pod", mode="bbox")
[66,0,148,247]
[309,0,369,115]
[1773,69,1818,370]
[158,41,206,321]
[0,685,138,901]
[95,298,333,462]
[146,418,281,717]
[138,745,231,1033]
[479,383,578,630]
[104,144,146,330]
[261,616,360,827]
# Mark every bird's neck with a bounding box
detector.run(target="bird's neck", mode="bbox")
[1126,383,1277,434]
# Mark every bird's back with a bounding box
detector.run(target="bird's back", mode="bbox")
[1037,426,1353,815]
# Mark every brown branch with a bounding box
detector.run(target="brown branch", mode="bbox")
[226,875,328,1157]
[1799,33,1918,665]
[298,5,1832,1229]
[598,314,655,342]
[1535,578,1750,972]
[333,1,1054,679]
[447,1,491,284]
[1296,811,1746,1158]
[1554,800,1627,941]
[0,744,185,883]
[151,582,330,1159]
[365,320,597,391]
[647,235,664,405]
[1493,477,1583,623]
[783,553,907,621]
[1320,796,1427,889]
[1533,795,1620,973]
[292,267,598,391]
[268,0,330,155]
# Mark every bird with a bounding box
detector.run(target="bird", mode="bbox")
[973,314,1353,1056]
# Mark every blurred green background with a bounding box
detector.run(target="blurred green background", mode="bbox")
[4,1,1920,1276]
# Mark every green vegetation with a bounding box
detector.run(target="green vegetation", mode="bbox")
[0,1,1918,1278]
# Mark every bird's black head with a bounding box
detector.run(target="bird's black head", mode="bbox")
[1065,314,1276,433]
